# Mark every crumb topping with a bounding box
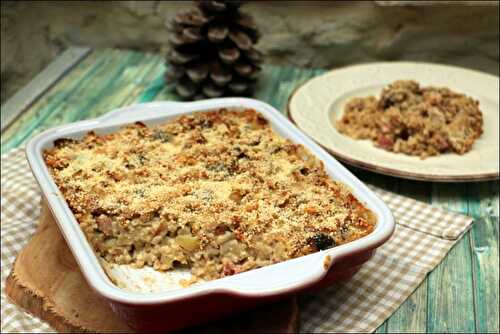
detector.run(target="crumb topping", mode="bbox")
[336,80,483,159]
[45,108,376,281]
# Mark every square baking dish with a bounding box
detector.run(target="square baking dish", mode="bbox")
[26,98,394,332]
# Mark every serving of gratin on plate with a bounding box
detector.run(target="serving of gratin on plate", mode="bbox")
[288,62,499,182]
[336,80,484,159]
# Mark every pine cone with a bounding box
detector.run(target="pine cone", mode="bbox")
[165,0,263,100]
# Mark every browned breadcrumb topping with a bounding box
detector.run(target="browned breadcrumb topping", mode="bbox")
[44,108,376,281]
[336,80,484,159]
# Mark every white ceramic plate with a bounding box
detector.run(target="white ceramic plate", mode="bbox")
[288,62,499,182]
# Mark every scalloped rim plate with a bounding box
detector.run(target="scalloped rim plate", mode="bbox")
[287,62,499,182]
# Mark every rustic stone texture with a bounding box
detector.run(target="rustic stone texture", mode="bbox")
[1,1,498,103]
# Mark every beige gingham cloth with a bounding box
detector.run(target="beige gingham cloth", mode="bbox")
[1,148,474,333]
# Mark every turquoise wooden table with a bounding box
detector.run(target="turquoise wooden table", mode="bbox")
[1,48,498,333]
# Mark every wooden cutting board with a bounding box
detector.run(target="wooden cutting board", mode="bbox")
[5,202,299,333]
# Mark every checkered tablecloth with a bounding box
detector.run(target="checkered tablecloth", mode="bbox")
[1,148,474,333]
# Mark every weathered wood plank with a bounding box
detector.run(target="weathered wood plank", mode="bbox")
[72,53,163,120]
[386,282,428,333]
[467,180,500,334]
[431,183,470,214]
[137,73,168,103]
[428,183,476,333]
[469,216,499,333]
[1,50,163,153]
[22,51,155,130]
[427,234,476,333]
[1,47,91,132]
[254,64,289,106]
[1,49,109,153]
[148,62,185,103]
[375,320,389,333]
[468,182,499,218]
[1,48,118,152]
[32,50,142,125]
[271,66,322,112]
[429,181,498,334]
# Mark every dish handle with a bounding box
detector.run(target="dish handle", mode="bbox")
[213,252,330,296]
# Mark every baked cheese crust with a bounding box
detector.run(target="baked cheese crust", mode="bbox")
[44,108,376,281]
[336,80,483,159]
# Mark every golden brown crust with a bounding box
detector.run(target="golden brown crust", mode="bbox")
[336,80,484,159]
[44,108,376,281]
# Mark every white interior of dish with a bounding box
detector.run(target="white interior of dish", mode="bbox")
[26,98,394,303]
[289,62,499,180]
[100,259,196,293]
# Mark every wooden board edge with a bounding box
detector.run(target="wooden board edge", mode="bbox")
[4,264,94,333]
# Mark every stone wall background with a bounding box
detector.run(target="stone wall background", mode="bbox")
[1,1,498,103]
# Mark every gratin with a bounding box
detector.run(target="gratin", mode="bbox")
[44,109,376,282]
[336,80,484,159]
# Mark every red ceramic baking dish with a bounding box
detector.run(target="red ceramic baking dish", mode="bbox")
[26,98,395,332]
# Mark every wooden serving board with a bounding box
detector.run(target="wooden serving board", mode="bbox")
[5,202,299,333]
